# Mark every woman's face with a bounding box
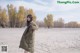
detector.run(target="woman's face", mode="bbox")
[27,17,31,21]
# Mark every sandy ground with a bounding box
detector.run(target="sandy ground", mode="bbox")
[0,28,80,53]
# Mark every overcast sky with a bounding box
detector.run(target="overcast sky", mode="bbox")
[0,0,80,23]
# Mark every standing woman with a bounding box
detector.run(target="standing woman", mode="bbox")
[19,14,38,53]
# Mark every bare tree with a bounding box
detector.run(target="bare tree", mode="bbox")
[54,18,64,28]
[65,21,78,28]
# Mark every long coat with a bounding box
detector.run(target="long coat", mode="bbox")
[19,21,38,53]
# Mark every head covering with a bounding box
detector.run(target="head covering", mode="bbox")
[27,14,33,26]
[27,14,33,21]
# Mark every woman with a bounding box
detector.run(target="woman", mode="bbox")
[19,14,38,53]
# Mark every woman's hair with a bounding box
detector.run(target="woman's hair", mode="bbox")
[27,14,33,26]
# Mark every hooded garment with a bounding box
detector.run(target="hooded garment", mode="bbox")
[19,21,38,53]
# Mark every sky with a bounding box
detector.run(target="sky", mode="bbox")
[0,0,80,23]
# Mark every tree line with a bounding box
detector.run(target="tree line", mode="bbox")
[39,15,80,28]
[43,17,80,28]
[0,4,80,28]
[0,4,36,28]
